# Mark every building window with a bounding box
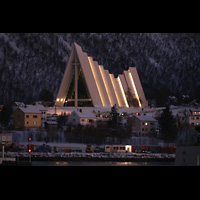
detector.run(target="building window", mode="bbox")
[26,121,29,124]
[88,119,93,123]
[34,121,37,125]
[26,115,29,118]
[151,122,154,125]
[33,115,38,118]
[145,122,148,126]
[197,117,199,120]
[81,119,85,122]
[197,123,200,126]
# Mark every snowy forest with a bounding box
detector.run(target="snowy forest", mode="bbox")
[0,33,200,106]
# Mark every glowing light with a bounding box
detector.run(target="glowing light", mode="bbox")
[56,98,60,102]
[129,72,142,108]
[117,77,129,108]
[109,74,121,107]
[61,98,63,102]
[88,57,105,106]
[99,65,112,106]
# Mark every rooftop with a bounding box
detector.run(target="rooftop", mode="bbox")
[72,109,96,119]
[135,114,157,122]
[18,105,48,114]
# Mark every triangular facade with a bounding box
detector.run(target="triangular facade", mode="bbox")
[55,43,148,108]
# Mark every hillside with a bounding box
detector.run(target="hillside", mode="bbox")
[0,33,200,105]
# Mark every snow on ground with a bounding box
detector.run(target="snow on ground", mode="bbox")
[3,151,175,159]
[46,105,188,119]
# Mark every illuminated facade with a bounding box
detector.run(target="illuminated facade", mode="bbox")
[55,43,148,108]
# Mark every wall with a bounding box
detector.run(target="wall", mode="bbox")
[175,146,200,166]
[24,113,41,128]
[13,108,41,128]
[13,109,25,128]
[134,117,156,136]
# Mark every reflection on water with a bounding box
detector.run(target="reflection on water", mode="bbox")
[32,161,174,166]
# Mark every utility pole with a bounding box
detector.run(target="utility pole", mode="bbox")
[28,137,32,162]
[75,51,78,108]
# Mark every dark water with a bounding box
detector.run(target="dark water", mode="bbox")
[32,161,175,166]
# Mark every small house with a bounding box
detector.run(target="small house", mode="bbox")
[67,109,97,127]
[13,105,47,128]
[133,114,157,137]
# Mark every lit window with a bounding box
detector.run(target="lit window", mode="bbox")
[57,98,60,102]
[61,98,63,102]
[145,122,148,126]
[197,123,199,126]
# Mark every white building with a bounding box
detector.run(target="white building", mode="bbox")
[176,107,200,127]
[133,114,157,137]
[55,43,148,108]
[67,109,97,127]
[185,107,200,126]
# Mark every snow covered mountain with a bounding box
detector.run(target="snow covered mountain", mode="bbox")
[0,33,200,105]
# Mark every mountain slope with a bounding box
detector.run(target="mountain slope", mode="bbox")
[0,33,200,105]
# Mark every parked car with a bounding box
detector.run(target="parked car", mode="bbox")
[86,144,92,153]
[94,146,101,153]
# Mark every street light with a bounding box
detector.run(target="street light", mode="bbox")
[28,137,32,162]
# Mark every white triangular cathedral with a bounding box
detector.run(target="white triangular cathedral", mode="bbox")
[55,43,148,108]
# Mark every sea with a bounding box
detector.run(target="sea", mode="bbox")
[32,161,175,166]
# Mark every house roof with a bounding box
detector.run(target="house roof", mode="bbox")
[18,105,47,114]
[135,114,157,122]
[72,109,96,119]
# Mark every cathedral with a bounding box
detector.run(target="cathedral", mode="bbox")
[55,43,148,108]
